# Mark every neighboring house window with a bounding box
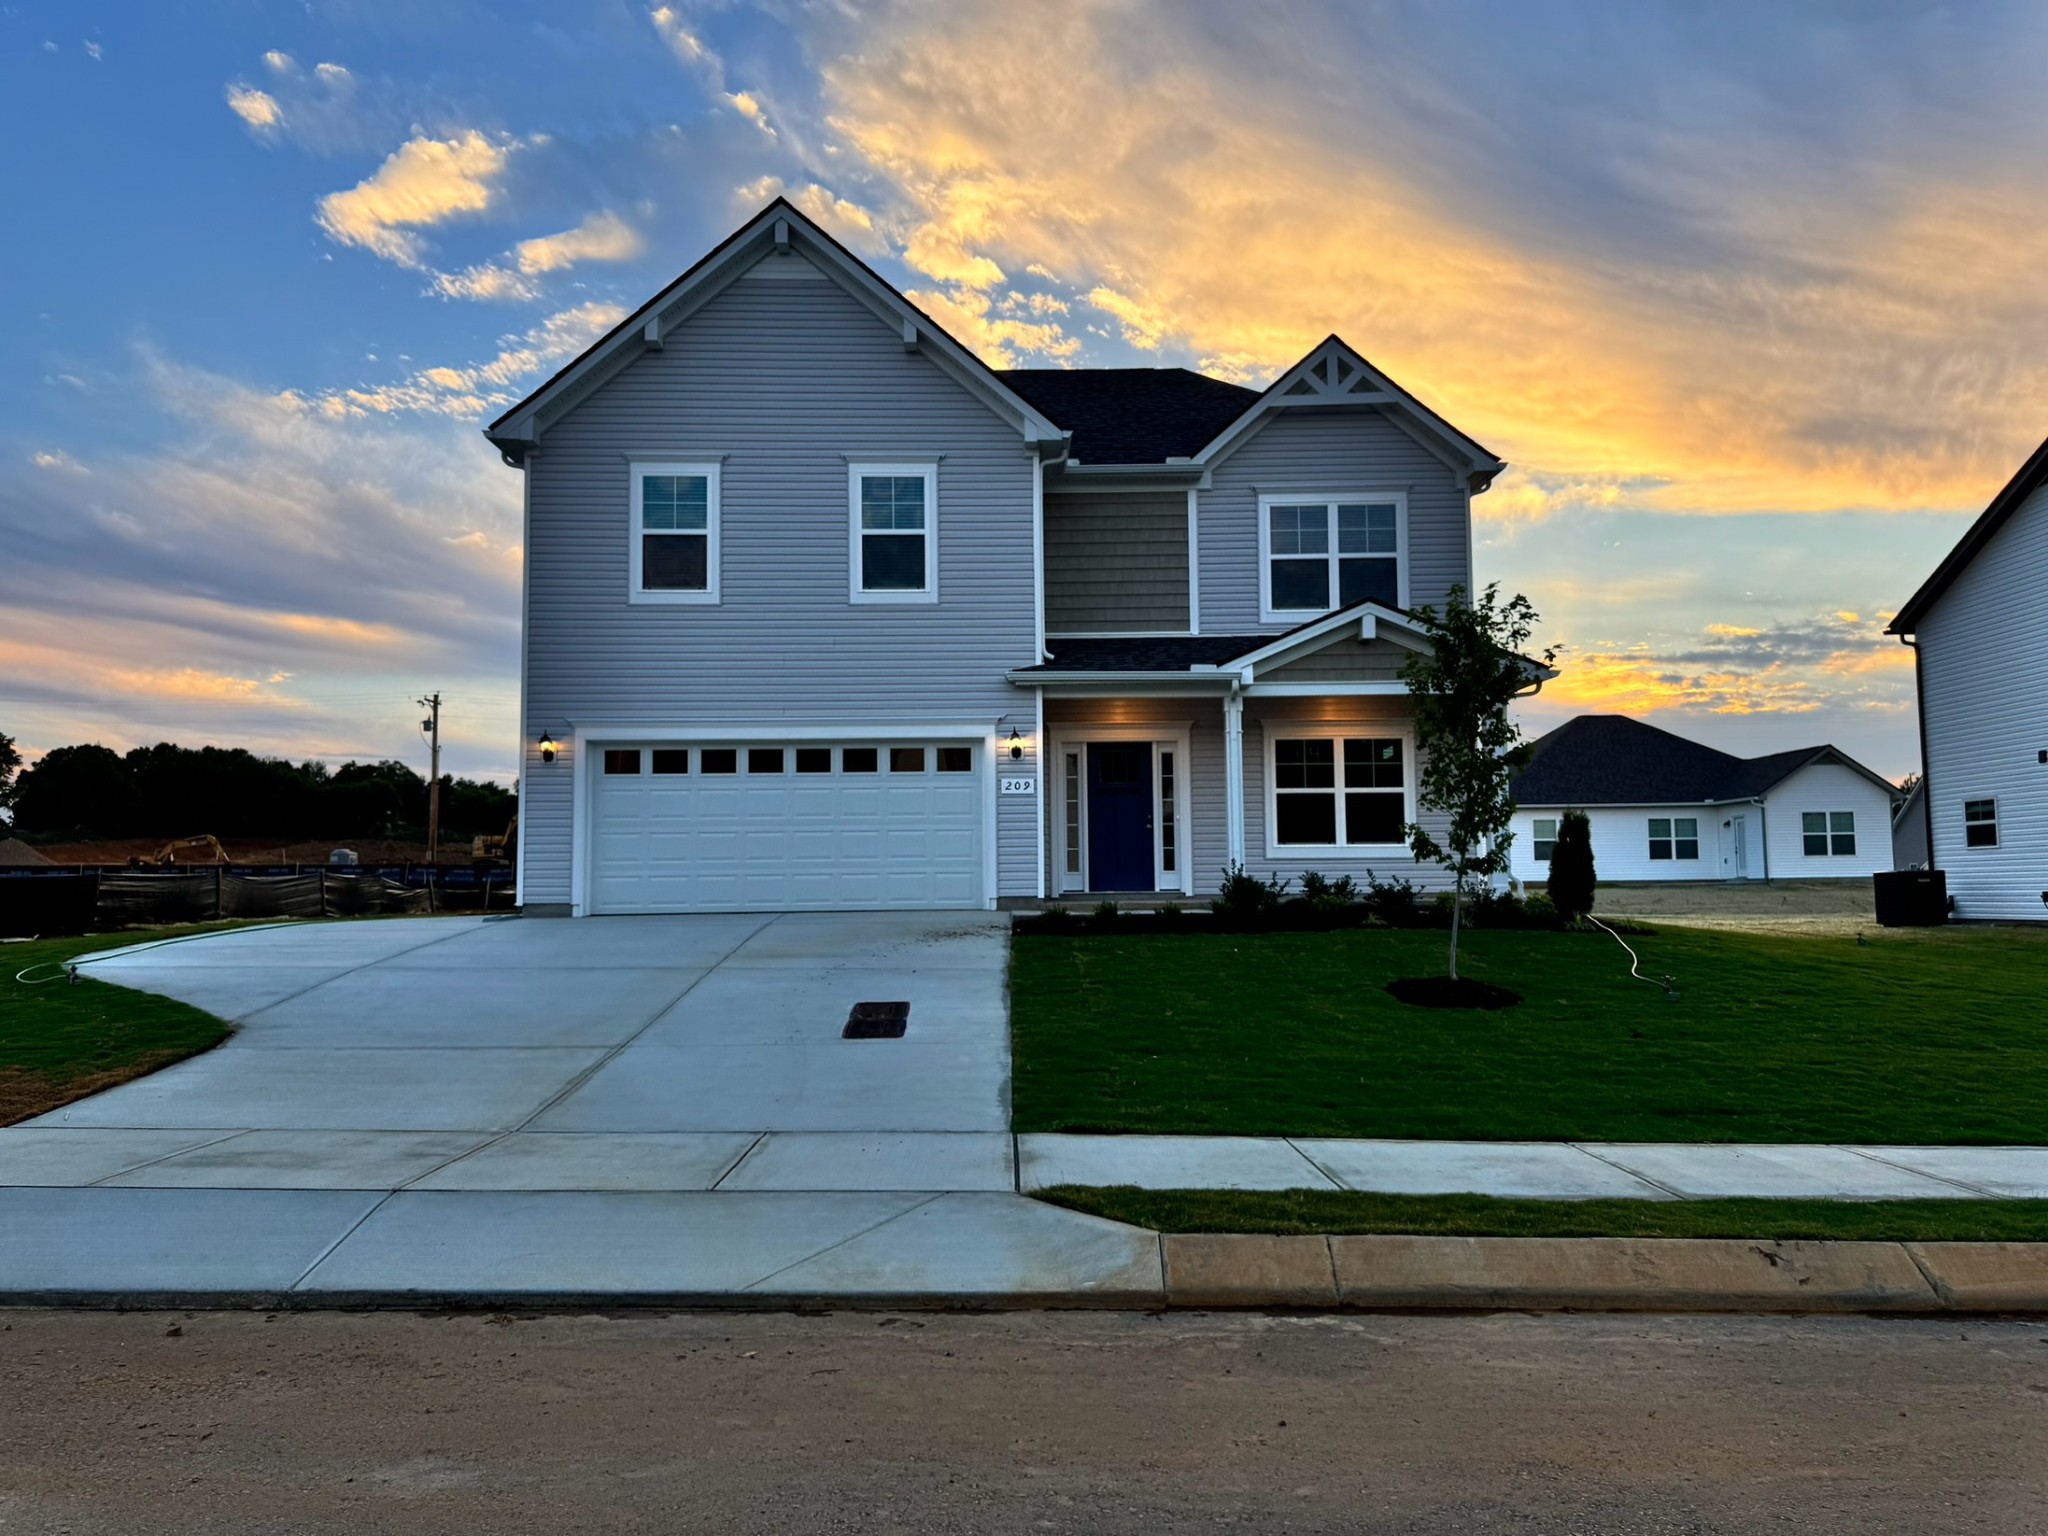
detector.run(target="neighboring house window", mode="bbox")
[1964,798,1999,848]
[850,464,937,602]
[1259,495,1404,620]
[630,462,720,603]
[1269,736,1407,850]
[1647,817,1699,860]
[1531,818,1559,861]
[1802,811,1857,856]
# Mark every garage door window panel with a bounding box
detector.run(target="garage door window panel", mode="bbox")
[630,463,720,604]
[701,749,737,774]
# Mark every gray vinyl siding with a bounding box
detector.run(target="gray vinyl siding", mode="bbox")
[1044,491,1189,632]
[1198,409,1471,633]
[1916,478,2048,920]
[1042,699,1228,892]
[519,258,1039,906]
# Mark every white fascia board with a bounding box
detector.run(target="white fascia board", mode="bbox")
[1242,681,1411,697]
[1006,671,1236,695]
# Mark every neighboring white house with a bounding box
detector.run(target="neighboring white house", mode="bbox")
[1507,715,1900,885]
[1887,433,2048,921]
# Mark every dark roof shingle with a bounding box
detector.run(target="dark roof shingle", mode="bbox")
[1510,716,1859,806]
[1019,635,1272,673]
[996,367,1258,464]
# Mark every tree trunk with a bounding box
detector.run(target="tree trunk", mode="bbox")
[1447,859,1464,981]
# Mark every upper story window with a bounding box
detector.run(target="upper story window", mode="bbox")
[1964,798,1999,848]
[850,463,937,603]
[1801,811,1857,857]
[630,462,721,604]
[1259,494,1405,621]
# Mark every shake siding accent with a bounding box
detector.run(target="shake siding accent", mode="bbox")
[1043,491,1190,632]
[1917,479,2048,919]
[1254,637,1410,683]
[520,264,1038,906]
[1197,410,1472,634]
[1241,698,1445,888]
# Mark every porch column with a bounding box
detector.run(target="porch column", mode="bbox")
[1223,687,1247,868]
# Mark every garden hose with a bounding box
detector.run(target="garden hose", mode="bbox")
[1586,914,1680,1000]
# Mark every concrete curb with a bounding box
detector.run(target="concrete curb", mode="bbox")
[1153,1234,2048,1314]
[7,1236,2048,1315]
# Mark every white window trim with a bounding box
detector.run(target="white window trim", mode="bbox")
[848,461,939,605]
[1799,809,1859,857]
[629,460,721,605]
[1260,729,1416,860]
[1257,491,1408,624]
[1045,724,1194,897]
[1646,815,1702,862]
[1962,797,2000,849]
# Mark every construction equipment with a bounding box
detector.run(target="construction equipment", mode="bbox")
[153,835,230,866]
[472,813,517,863]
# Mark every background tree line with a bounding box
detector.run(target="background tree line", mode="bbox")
[0,734,513,842]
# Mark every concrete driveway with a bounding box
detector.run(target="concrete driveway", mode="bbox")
[12,911,1017,1194]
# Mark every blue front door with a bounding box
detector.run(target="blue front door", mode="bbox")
[1087,742,1155,892]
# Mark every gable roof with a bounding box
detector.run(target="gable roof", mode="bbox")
[1889,427,2048,633]
[483,198,1066,464]
[1013,598,1461,678]
[997,368,1258,464]
[1191,336,1506,491]
[1511,715,1898,807]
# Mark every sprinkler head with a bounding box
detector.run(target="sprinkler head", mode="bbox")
[1662,974,1681,1002]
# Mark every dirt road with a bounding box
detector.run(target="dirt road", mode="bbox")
[3,1309,2043,1533]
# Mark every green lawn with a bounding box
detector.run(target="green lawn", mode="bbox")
[0,927,244,1125]
[1011,924,2048,1143]
[1037,1186,2048,1242]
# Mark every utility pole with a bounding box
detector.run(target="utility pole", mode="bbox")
[418,692,442,865]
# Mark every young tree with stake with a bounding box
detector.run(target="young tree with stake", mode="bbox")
[1399,584,1556,982]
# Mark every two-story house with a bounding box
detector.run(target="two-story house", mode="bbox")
[1887,432,2048,921]
[487,199,1507,915]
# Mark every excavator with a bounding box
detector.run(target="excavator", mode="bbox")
[471,813,517,864]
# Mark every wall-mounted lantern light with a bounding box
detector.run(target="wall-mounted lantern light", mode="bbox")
[539,731,557,764]
[1008,728,1025,761]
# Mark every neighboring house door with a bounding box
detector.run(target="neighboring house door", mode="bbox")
[1729,813,1749,879]
[1086,742,1155,891]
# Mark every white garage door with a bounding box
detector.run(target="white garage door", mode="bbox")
[588,740,985,913]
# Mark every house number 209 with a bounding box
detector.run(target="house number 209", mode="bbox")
[999,776,1036,796]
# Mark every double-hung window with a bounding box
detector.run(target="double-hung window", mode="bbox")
[1647,817,1699,861]
[1531,818,1559,861]
[1964,798,1999,848]
[1269,735,1408,851]
[1801,811,1857,857]
[850,463,937,602]
[1260,494,1404,620]
[630,462,720,603]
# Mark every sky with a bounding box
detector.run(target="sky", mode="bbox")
[6,1,2046,788]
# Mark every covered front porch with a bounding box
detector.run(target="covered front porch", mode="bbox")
[1009,603,1448,900]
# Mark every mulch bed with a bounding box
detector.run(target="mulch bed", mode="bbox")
[1385,976,1523,1010]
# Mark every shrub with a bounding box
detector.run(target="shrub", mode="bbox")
[1548,808,1596,921]
[1523,890,1559,925]
[1157,902,1185,921]
[1093,899,1121,920]
[1299,870,1360,910]
[1361,870,1424,927]
[1465,885,1527,928]
[1211,862,1288,918]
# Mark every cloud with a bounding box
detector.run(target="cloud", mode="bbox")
[1541,612,1913,719]
[225,84,284,135]
[84,40,102,62]
[432,264,541,303]
[263,50,294,73]
[513,210,645,274]
[31,451,88,475]
[291,301,625,419]
[315,130,515,268]
[813,0,2048,518]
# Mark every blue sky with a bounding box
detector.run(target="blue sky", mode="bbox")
[6,0,2045,785]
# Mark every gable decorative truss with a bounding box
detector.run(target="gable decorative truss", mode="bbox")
[1191,336,1506,493]
[484,200,1068,466]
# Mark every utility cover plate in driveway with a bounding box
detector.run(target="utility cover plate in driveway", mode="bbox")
[843,1001,909,1039]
